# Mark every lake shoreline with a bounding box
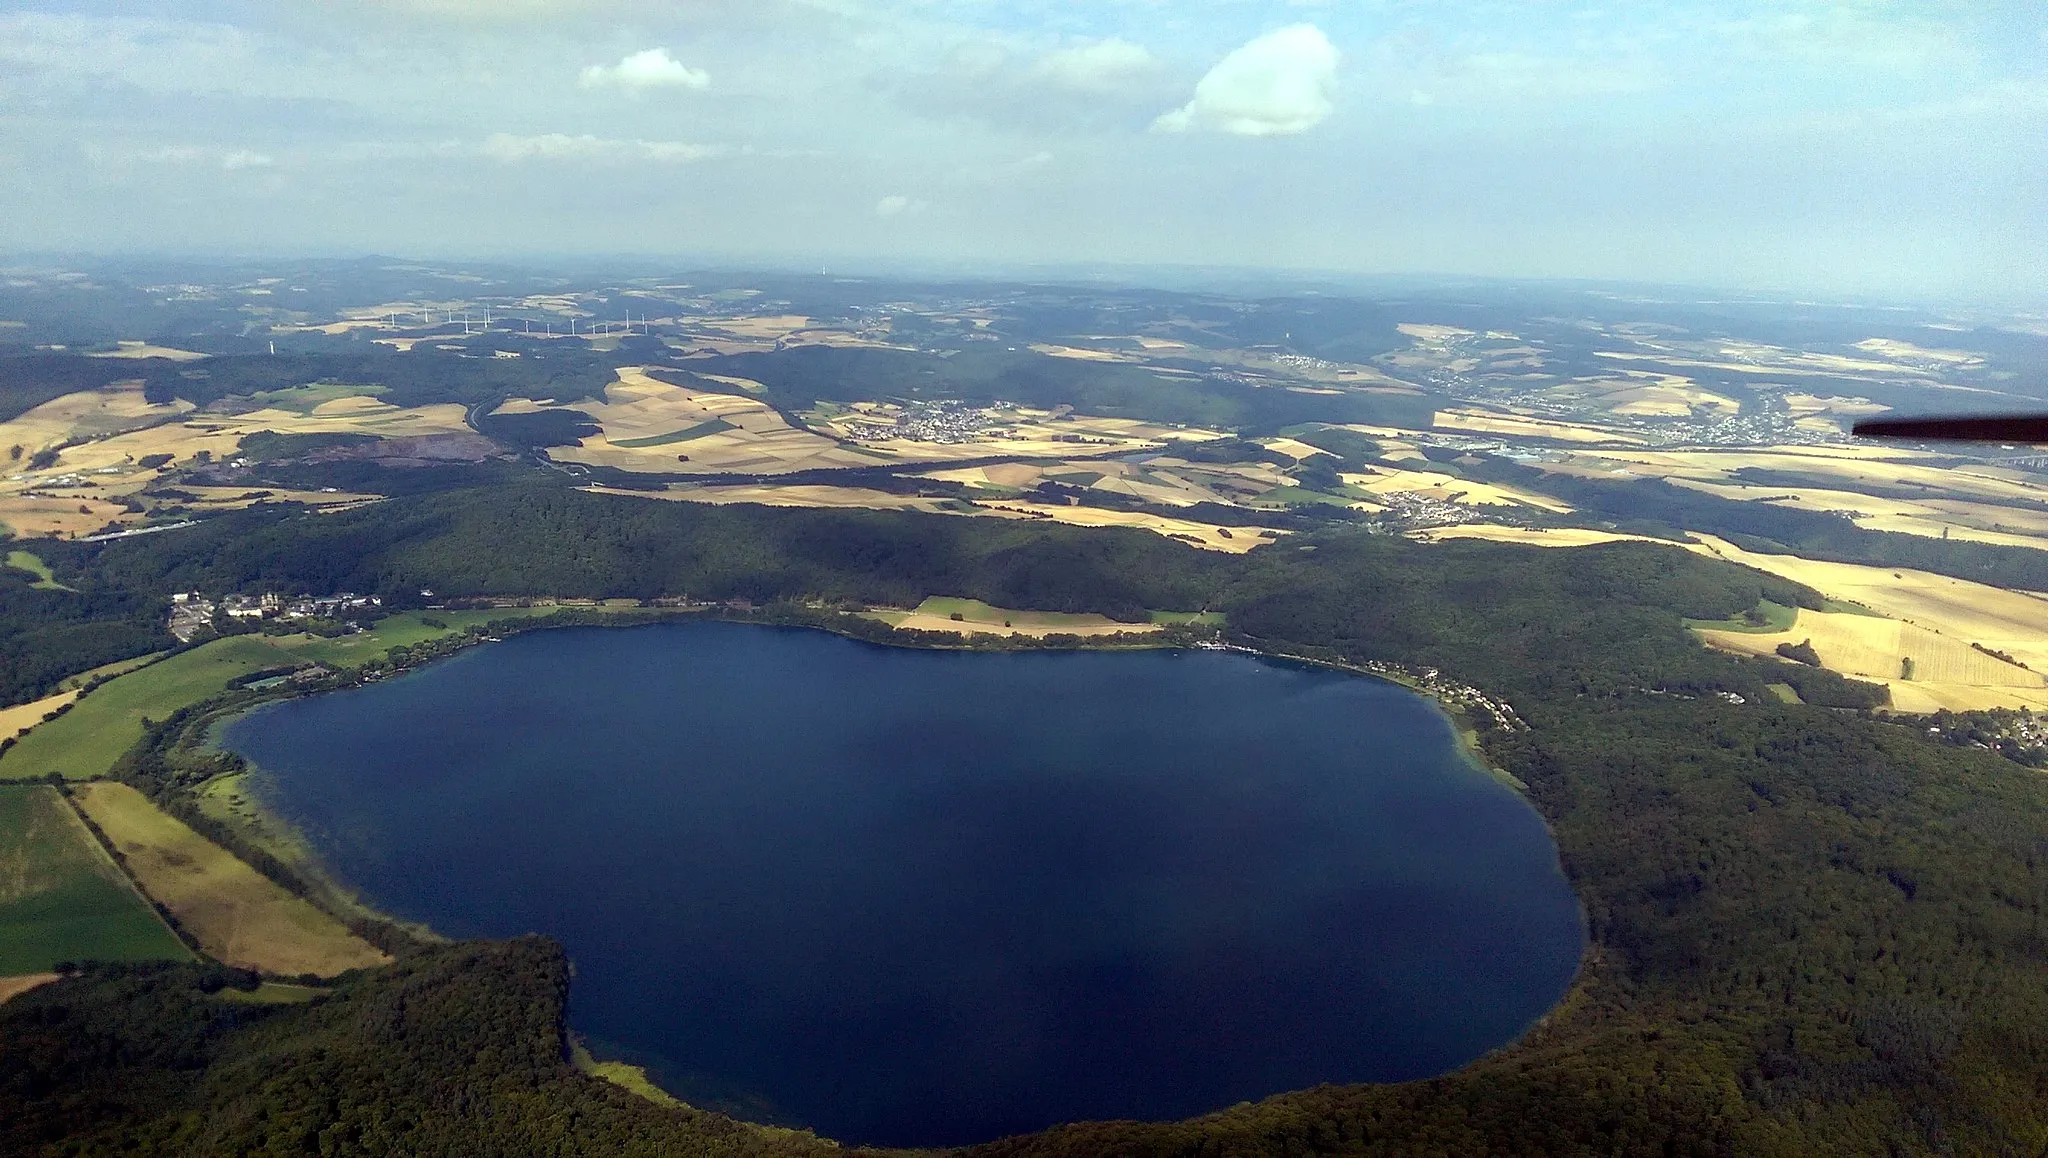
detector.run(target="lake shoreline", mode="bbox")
[210,615,1585,1145]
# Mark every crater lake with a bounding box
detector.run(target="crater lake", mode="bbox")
[226,620,1585,1148]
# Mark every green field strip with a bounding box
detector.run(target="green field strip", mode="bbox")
[1685,599,1801,634]
[1148,610,1226,627]
[0,786,190,973]
[611,418,737,448]
[6,550,72,591]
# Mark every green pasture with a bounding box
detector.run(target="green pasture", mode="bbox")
[6,550,71,591]
[276,607,556,667]
[0,786,188,974]
[1685,599,1800,634]
[0,608,575,780]
[1249,485,1359,508]
[1149,610,1226,627]
[240,382,387,414]
[0,636,303,781]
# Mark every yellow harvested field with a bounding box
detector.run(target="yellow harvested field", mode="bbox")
[1698,610,2043,687]
[810,401,1219,468]
[1344,468,1575,513]
[0,973,59,1005]
[870,598,1161,639]
[0,380,192,449]
[1030,344,1133,363]
[1593,348,1938,379]
[691,373,767,394]
[1433,409,1643,445]
[72,783,387,978]
[1691,534,2048,676]
[1563,447,2048,509]
[175,486,385,513]
[1413,525,1680,549]
[587,483,957,513]
[1397,323,1475,341]
[1853,338,1983,367]
[0,386,466,535]
[1785,392,1890,417]
[509,367,872,475]
[88,342,208,362]
[975,500,1282,552]
[697,314,811,339]
[1261,437,1332,461]
[1663,479,2048,550]
[1610,384,1740,418]
[0,495,130,539]
[0,689,81,741]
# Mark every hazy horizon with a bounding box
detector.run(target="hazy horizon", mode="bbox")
[4,1,2044,305]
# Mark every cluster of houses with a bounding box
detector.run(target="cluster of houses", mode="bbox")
[167,591,381,642]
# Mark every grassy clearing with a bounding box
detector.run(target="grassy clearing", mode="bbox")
[73,783,386,977]
[6,549,70,591]
[61,652,170,691]
[571,1040,685,1109]
[215,982,327,1005]
[1685,600,1799,634]
[0,786,189,973]
[1149,610,1226,627]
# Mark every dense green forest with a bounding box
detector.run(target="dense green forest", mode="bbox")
[5,488,2048,1154]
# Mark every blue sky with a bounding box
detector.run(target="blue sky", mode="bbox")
[1,1,2042,301]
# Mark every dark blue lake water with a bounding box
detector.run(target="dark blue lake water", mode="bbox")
[227,621,1583,1147]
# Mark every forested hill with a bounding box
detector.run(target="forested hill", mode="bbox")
[6,488,2048,1154]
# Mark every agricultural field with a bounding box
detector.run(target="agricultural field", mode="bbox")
[591,482,962,514]
[0,383,467,538]
[1686,535,2048,711]
[503,365,874,475]
[272,607,562,667]
[974,499,1283,552]
[86,341,209,362]
[865,597,1162,639]
[0,973,59,1004]
[1413,526,1681,550]
[807,400,1216,465]
[1700,609,2044,688]
[1343,467,1574,512]
[0,785,189,975]
[72,783,386,977]
[0,687,81,741]
[0,636,308,781]
[1433,409,1645,445]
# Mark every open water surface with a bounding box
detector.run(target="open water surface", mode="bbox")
[227,621,1584,1147]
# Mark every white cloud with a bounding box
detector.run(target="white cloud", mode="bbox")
[1154,24,1339,137]
[479,133,722,162]
[221,150,275,170]
[578,47,709,92]
[875,194,926,217]
[1032,39,1161,94]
